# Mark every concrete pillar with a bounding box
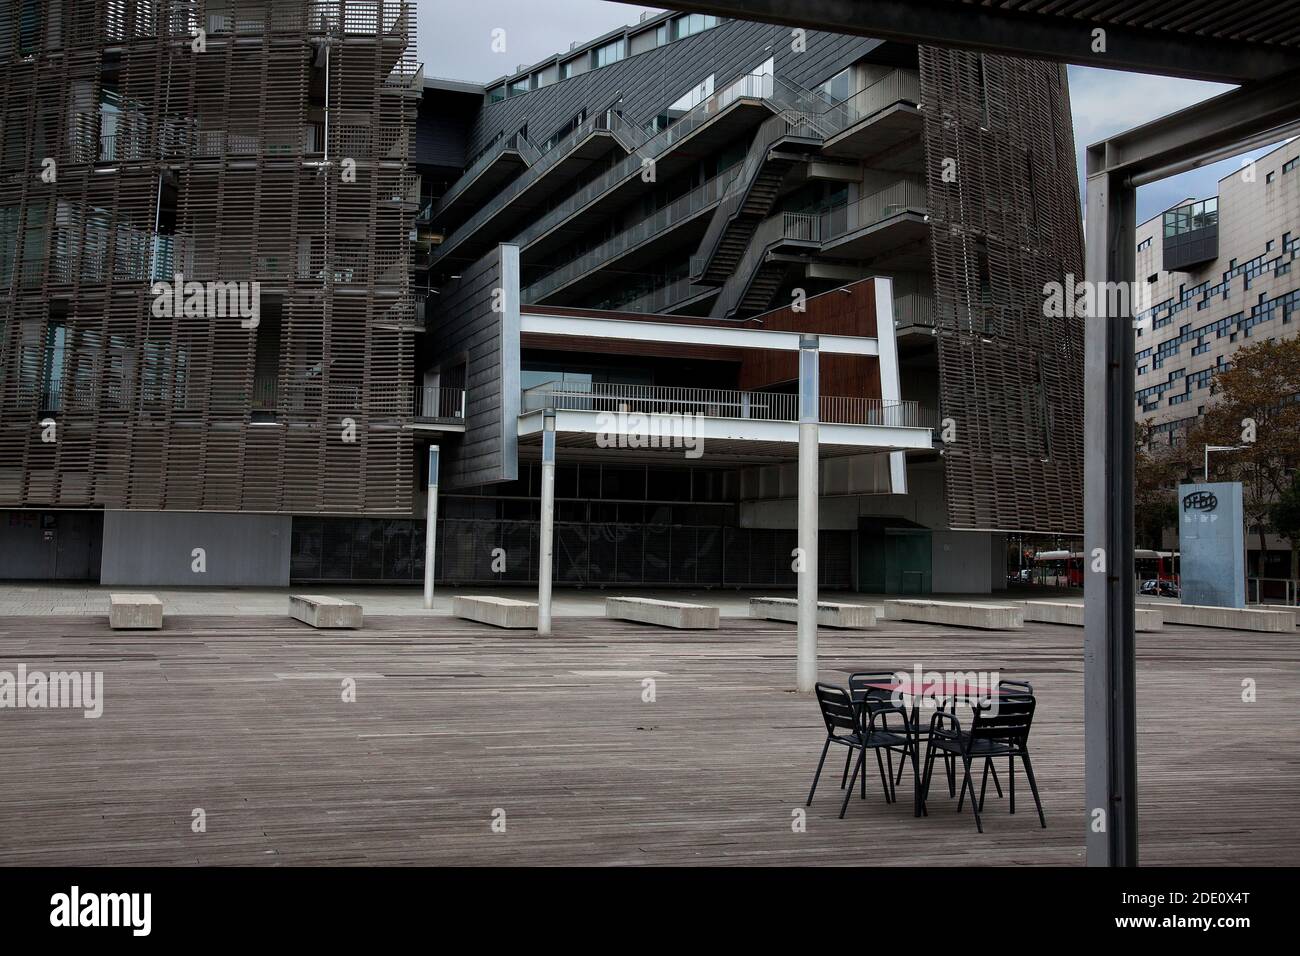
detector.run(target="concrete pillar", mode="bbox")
[797,335,820,693]
[423,445,440,610]
[538,410,556,635]
[1084,170,1138,866]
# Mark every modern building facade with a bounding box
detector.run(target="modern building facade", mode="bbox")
[0,0,420,583]
[1133,140,1300,571]
[387,10,1085,592]
[1,4,1085,593]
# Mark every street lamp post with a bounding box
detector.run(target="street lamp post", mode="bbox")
[1203,444,1246,481]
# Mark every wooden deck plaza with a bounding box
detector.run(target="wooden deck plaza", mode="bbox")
[0,612,1295,866]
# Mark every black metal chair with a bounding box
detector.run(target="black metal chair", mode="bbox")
[847,671,911,792]
[807,683,912,818]
[920,693,1046,832]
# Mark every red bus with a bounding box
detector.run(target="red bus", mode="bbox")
[1031,549,1179,588]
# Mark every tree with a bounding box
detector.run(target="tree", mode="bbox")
[1187,338,1300,575]
[1134,419,1187,549]
[1269,472,1300,583]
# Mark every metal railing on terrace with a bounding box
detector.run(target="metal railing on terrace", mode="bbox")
[434,109,634,260]
[597,275,715,313]
[434,130,544,218]
[460,70,783,258]
[819,69,921,136]
[414,386,467,420]
[522,165,742,303]
[819,179,928,242]
[521,382,934,429]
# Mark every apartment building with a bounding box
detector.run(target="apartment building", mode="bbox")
[0,0,420,583]
[1133,140,1300,571]
[377,11,1086,593]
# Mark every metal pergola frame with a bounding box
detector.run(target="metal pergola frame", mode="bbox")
[613,0,1300,867]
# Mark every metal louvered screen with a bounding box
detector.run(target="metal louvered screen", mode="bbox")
[919,46,1085,535]
[0,1,418,515]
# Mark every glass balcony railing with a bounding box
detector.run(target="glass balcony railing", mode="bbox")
[819,68,921,136]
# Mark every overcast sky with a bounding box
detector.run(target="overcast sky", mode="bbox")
[419,0,1288,223]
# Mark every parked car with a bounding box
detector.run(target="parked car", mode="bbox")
[1140,579,1180,598]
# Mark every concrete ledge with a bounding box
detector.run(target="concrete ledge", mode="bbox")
[1145,602,1295,632]
[606,597,719,630]
[289,594,362,629]
[1252,605,1300,627]
[749,597,878,629]
[884,599,1023,630]
[109,593,163,630]
[453,595,538,629]
[1022,600,1162,632]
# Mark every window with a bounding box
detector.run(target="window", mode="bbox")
[594,38,625,68]
[1283,157,1298,174]
[487,85,505,104]
[1137,237,1152,251]
[42,319,66,411]
[818,68,852,105]
[649,75,714,132]
[672,13,719,41]
[1267,171,1276,183]
[508,77,530,98]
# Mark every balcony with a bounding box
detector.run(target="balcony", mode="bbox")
[517,381,934,462]
[521,165,741,305]
[432,109,640,265]
[819,179,929,261]
[480,70,785,265]
[432,131,543,228]
[819,69,923,159]
[413,386,467,427]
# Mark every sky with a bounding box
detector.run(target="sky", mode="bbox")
[418,0,1290,224]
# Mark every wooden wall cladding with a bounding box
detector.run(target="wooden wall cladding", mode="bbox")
[0,1,418,514]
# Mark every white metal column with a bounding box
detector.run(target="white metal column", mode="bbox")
[797,335,820,693]
[538,410,557,635]
[423,445,440,610]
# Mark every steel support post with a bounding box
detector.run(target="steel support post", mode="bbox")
[1084,169,1138,866]
[797,335,820,694]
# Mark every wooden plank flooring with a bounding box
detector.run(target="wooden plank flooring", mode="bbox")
[0,614,1295,866]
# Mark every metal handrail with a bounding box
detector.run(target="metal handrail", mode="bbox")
[522,165,741,303]
[450,69,778,260]
[692,107,825,283]
[413,386,467,420]
[434,110,623,258]
[712,211,823,318]
[819,68,921,136]
[522,381,933,428]
[435,130,542,217]
[819,179,928,242]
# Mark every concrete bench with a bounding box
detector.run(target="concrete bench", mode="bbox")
[606,597,719,630]
[1251,605,1300,627]
[289,594,362,629]
[749,597,878,629]
[1021,600,1162,632]
[109,593,163,630]
[1144,602,1295,632]
[452,596,538,629]
[884,599,1023,630]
